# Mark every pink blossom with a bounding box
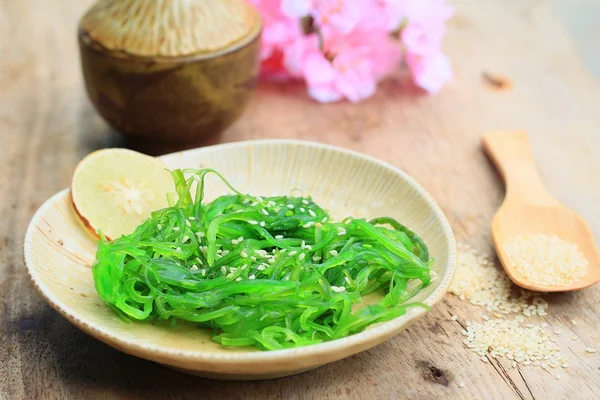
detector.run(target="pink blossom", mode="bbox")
[248,0,453,101]
[400,0,454,55]
[283,34,320,78]
[357,0,405,32]
[302,46,377,103]
[313,0,361,34]
[406,52,453,93]
[281,0,361,34]
[280,0,311,18]
[248,0,304,79]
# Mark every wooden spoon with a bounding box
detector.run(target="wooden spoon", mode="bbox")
[482,130,600,292]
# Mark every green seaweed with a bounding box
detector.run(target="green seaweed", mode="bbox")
[92,169,433,350]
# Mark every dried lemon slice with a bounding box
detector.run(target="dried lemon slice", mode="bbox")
[71,148,172,240]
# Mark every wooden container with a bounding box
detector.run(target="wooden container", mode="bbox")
[78,0,262,149]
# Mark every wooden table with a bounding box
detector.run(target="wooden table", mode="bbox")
[2,0,600,398]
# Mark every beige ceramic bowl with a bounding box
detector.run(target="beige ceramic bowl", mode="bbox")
[24,140,456,380]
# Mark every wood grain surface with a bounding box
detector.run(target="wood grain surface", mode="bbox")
[1,0,600,399]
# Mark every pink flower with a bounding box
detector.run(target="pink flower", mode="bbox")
[283,34,320,78]
[357,0,405,32]
[281,0,361,34]
[406,52,453,93]
[249,0,454,100]
[249,0,304,79]
[313,0,361,34]
[293,26,401,102]
[400,0,454,55]
[280,0,311,17]
[302,47,377,103]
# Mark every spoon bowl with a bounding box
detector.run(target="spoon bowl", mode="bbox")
[483,130,600,292]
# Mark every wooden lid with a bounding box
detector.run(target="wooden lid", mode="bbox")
[80,0,261,57]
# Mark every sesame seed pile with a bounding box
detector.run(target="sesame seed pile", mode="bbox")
[461,317,565,369]
[504,234,588,287]
[450,244,548,316]
[451,243,568,370]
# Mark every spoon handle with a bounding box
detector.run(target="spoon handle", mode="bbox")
[482,130,557,207]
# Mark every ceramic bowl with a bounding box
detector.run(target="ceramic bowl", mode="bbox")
[24,140,456,380]
[77,0,262,149]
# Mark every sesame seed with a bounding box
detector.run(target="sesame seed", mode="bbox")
[200,269,206,276]
[287,204,294,209]
[235,277,242,282]
[321,217,328,223]
[308,209,316,217]
[157,224,163,231]
[331,286,346,293]
[257,265,266,271]
[173,227,180,231]
[289,251,298,256]
[241,251,248,258]
[571,336,578,341]
[185,219,192,227]
[196,257,203,265]
[249,220,258,225]
[222,250,230,256]
[330,250,338,256]
[458,382,465,388]
[182,236,190,243]
[301,240,306,249]
[315,222,323,228]
[450,243,548,317]
[221,266,227,275]
[303,222,314,228]
[176,247,182,252]
[188,217,196,221]
[260,221,266,227]
[268,201,276,207]
[196,231,205,239]
[241,264,247,270]
[462,318,564,368]
[249,275,256,280]
[189,265,199,271]
[585,347,597,353]
[504,234,587,287]
[275,235,284,239]
[299,253,306,260]
[571,320,577,325]
[450,315,458,321]
[261,209,269,216]
[312,256,322,261]
[300,207,306,212]
[250,256,257,261]
[232,239,239,245]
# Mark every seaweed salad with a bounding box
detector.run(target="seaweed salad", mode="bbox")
[92,169,434,350]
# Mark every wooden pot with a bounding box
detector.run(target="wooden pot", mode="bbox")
[78,0,262,149]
